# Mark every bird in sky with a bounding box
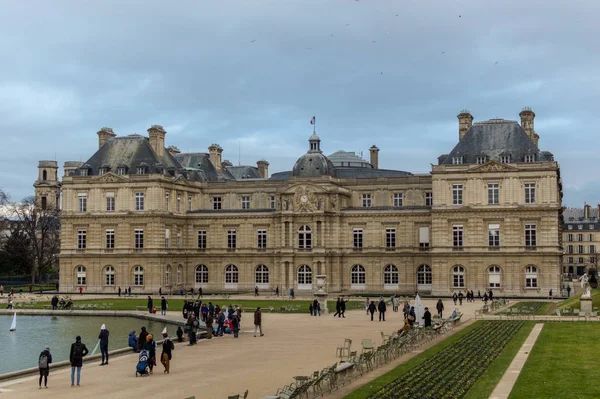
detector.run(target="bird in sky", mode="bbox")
[459,15,462,18]
[250,40,256,43]
[495,61,499,65]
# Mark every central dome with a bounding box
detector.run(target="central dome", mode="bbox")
[292,131,335,177]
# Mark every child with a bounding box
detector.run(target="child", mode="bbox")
[176,326,183,343]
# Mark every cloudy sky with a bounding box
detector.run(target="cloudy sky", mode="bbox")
[0,0,598,206]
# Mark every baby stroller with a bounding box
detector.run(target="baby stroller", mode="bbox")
[136,350,150,377]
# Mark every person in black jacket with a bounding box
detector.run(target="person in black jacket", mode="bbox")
[368,301,377,321]
[377,298,387,321]
[147,296,153,313]
[333,298,341,318]
[161,296,168,316]
[423,307,432,327]
[38,346,52,388]
[99,324,110,365]
[69,336,89,387]
[340,297,348,318]
[176,326,184,342]
[436,299,444,318]
[160,331,175,374]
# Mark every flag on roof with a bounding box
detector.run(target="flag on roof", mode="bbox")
[310,116,315,125]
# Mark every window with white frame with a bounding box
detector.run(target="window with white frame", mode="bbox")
[488,265,501,288]
[419,226,430,248]
[500,155,511,163]
[257,229,267,249]
[417,264,432,285]
[165,192,169,211]
[76,265,86,285]
[136,166,147,174]
[195,265,208,284]
[524,183,536,204]
[351,265,366,285]
[567,245,573,254]
[353,228,363,248]
[212,196,222,210]
[176,232,181,248]
[227,229,236,249]
[452,184,463,205]
[269,195,276,210]
[568,257,574,263]
[425,192,433,207]
[77,230,86,249]
[386,228,396,248]
[578,233,583,241]
[393,193,403,207]
[525,265,538,288]
[165,265,171,285]
[80,168,88,176]
[578,245,584,254]
[452,156,463,165]
[134,229,144,249]
[383,264,399,285]
[106,229,115,249]
[579,257,584,264]
[134,266,144,286]
[105,266,115,286]
[452,265,465,288]
[590,245,596,254]
[255,265,269,284]
[488,224,500,247]
[177,265,182,284]
[488,183,499,205]
[568,233,573,242]
[176,195,181,213]
[298,225,312,249]
[525,224,536,247]
[117,167,126,175]
[225,264,239,284]
[78,193,87,212]
[362,193,372,208]
[476,156,486,164]
[452,225,463,247]
[297,265,312,287]
[188,196,192,211]
[165,229,170,248]
[197,230,206,249]
[106,192,115,212]
[241,196,250,209]
[524,154,535,163]
[134,192,145,211]
[590,233,594,241]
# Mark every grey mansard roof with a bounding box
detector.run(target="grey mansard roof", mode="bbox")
[174,152,222,181]
[225,165,262,179]
[328,150,373,168]
[439,119,554,165]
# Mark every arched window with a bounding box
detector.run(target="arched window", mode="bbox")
[195,265,208,284]
[104,266,115,286]
[76,265,86,286]
[255,265,269,285]
[42,170,47,180]
[525,265,538,288]
[351,264,366,286]
[134,266,144,286]
[177,265,183,284]
[417,264,432,286]
[452,266,465,288]
[225,264,239,285]
[488,265,501,288]
[298,225,312,249]
[165,265,171,286]
[297,265,312,289]
[384,264,399,287]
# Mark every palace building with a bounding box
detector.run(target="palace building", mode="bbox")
[39,108,563,296]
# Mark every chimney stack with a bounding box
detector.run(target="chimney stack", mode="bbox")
[457,110,474,141]
[369,145,380,169]
[208,144,223,171]
[519,107,539,147]
[584,203,591,220]
[147,125,167,157]
[63,161,84,177]
[257,159,269,179]
[167,145,181,156]
[97,127,116,149]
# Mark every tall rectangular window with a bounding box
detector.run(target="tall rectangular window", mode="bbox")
[589,233,594,241]
[525,224,536,247]
[77,230,86,249]
[197,230,206,249]
[106,192,115,212]
[78,193,87,212]
[452,184,463,205]
[257,229,267,249]
[393,193,403,207]
[177,232,181,248]
[419,226,430,248]
[488,224,500,247]
[578,245,584,254]
[165,192,169,211]
[524,154,535,163]
[452,156,463,165]
[134,192,145,211]
[452,225,463,247]
[500,155,511,163]
[176,195,181,213]
[568,245,573,254]
[590,245,596,254]
[385,228,396,248]
[269,195,276,210]
[578,234,583,241]
[524,183,536,204]
[188,196,192,211]
[241,196,250,209]
[568,233,573,242]
[213,196,222,210]
[353,228,363,248]
[134,229,144,249]
[362,194,372,208]
[488,183,499,205]
[165,229,170,248]
[425,192,433,207]
[476,156,486,164]
[105,229,114,249]
[227,229,236,249]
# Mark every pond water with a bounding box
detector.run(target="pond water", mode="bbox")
[0,315,173,375]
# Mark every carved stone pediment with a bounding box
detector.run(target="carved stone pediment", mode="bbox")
[91,172,127,183]
[293,186,318,212]
[468,161,518,173]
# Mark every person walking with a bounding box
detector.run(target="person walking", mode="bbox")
[51,295,58,310]
[408,306,416,327]
[118,287,121,297]
[254,307,264,337]
[231,313,240,338]
[548,289,553,299]
[452,292,457,305]
[333,298,342,318]
[161,296,168,316]
[159,287,162,296]
[138,327,148,351]
[160,330,174,374]
[186,314,198,345]
[316,301,321,316]
[206,312,214,339]
[275,286,279,297]
[340,297,348,318]
[368,301,377,321]
[198,287,203,299]
[423,307,432,327]
[458,291,464,306]
[69,336,89,387]
[128,330,138,352]
[216,312,225,337]
[144,334,156,374]
[128,286,131,296]
[377,297,387,321]
[0,284,4,296]
[38,346,52,389]
[289,288,295,299]
[436,299,444,318]
[78,286,83,295]
[99,324,110,366]
[147,296,153,314]
[312,299,319,317]
[254,286,259,296]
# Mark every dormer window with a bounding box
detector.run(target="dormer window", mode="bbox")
[524,154,535,163]
[117,167,127,175]
[500,155,511,163]
[80,169,88,176]
[137,166,148,174]
[476,156,486,164]
[452,156,463,165]
[99,168,109,175]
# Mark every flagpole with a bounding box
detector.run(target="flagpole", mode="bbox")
[313,116,316,134]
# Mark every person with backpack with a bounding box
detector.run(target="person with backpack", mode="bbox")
[99,324,110,365]
[160,329,175,374]
[38,346,52,389]
[69,336,89,387]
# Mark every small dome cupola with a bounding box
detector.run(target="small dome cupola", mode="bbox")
[309,133,321,153]
[292,131,334,177]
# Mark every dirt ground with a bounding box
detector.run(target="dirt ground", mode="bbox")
[0,298,481,399]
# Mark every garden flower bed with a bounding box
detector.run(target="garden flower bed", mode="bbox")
[366,321,525,399]
[496,302,548,315]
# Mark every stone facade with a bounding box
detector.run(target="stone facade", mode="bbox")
[562,205,600,276]
[43,109,563,296]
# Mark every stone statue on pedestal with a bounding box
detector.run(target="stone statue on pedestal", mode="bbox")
[580,274,592,299]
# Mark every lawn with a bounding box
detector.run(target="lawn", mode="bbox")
[558,288,600,311]
[509,323,600,399]
[497,301,551,315]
